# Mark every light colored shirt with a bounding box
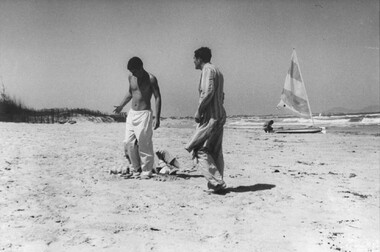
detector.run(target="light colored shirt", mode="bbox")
[197,63,226,121]
[185,63,226,152]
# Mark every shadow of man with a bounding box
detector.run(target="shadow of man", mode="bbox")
[211,183,276,195]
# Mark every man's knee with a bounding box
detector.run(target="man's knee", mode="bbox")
[124,139,138,147]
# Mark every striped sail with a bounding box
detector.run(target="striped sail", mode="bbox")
[277,50,312,119]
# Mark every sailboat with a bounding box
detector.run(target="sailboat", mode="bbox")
[275,49,323,134]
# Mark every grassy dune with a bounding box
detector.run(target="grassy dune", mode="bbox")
[0,87,124,123]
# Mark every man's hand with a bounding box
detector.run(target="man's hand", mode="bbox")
[194,111,201,123]
[153,118,160,130]
[113,105,123,114]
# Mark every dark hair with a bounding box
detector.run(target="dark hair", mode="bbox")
[194,47,212,63]
[127,57,143,71]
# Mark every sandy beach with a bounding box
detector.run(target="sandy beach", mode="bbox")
[0,119,379,252]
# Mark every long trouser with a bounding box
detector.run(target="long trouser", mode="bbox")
[195,126,225,187]
[123,109,154,174]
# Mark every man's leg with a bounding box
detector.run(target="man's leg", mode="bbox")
[197,125,226,190]
[211,127,224,178]
[124,114,141,173]
[126,139,141,173]
[134,111,154,177]
[196,148,225,188]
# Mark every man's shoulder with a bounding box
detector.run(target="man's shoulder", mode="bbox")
[204,63,215,69]
[205,63,222,71]
[203,63,222,75]
[147,72,157,83]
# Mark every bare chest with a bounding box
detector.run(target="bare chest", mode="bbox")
[130,77,152,94]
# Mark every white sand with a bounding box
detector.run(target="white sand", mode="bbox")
[0,120,379,252]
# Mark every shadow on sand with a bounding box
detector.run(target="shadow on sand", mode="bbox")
[176,173,204,179]
[212,183,276,195]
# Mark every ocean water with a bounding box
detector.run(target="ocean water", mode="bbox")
[225,113,380,130]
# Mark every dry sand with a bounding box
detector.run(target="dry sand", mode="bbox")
[0,119,379,252]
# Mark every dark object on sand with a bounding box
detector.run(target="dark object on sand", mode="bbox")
[263,120,274,133]
[156,150,180,175]
[275,127,323,134]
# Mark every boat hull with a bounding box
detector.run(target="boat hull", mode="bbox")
[275,127,323,134]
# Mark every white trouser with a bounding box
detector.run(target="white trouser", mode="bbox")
[123,109,154,173]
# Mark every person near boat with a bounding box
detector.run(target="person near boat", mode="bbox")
[263,120,274,133]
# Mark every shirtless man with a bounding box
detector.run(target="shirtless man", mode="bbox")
[114,57,161,179]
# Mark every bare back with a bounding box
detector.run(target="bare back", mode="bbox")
[128,71,157,111]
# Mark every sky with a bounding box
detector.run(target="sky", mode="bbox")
[0,0,379,117]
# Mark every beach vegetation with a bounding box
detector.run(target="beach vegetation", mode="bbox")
[0,85,125,123]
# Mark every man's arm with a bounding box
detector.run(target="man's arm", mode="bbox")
[113,77,133,113]
[195,67,215,122]
[151,76,161,130]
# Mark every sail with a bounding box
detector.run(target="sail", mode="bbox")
[277,50,312,119]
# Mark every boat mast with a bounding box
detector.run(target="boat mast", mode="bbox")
[293,48,315,125]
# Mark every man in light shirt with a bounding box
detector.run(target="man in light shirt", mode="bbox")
[185,47,227,193]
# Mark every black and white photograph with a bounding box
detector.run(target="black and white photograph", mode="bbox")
[0,0,379,251]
